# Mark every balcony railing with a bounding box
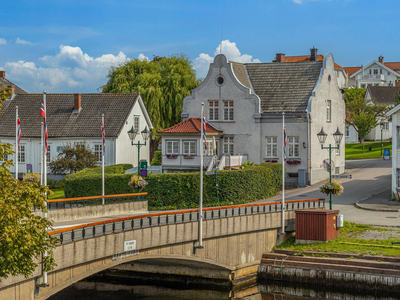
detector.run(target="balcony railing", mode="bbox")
[357,74,385,81]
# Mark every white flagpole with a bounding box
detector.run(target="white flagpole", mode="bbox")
[282,112,285,235]
[40,122,43,185]
[102,114,105,204]
[43,91,48,286]
[15,106,18,180]
[199,103,204,248]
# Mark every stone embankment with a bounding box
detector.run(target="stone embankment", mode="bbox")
[259,249,400,297]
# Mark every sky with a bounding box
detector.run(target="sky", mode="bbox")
[1,0,400,93]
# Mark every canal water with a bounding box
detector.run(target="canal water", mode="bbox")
[49,280,399,300]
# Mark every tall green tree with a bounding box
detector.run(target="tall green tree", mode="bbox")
[0,85,58,279]
[345,87,390,153]
[102,54,201,133]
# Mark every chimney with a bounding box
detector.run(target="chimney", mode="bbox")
[310,46,318,61]
[74,93,82,113]
[274,53,285,62]
[7,85,15,98]
[396,80,400,87]
[379,55,384,63]
[0,70,5,79]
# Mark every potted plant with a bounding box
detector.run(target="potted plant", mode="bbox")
[286,159,301,164]
[183,154,195,159]
[265,159,278,163]
[320,179,343,196]
[166,154,178,159]
[128,175,148,191]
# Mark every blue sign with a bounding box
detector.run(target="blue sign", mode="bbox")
[384,149,390,160]
[141,169,147,177]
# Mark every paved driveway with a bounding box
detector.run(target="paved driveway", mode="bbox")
[257,159,399,227]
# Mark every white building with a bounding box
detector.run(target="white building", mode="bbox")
[159,52,346,185]
[0,93,153,178]
[386,104,400,197]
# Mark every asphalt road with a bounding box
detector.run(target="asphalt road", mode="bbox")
[258,158,399,227]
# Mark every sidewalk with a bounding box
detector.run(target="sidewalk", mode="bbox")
[355,189,400,212]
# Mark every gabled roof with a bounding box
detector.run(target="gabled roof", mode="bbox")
[345,61,400,78]
[244,61,323,113]
[230,62,252,90]
[0,76,27,95]
[343,67,360,77]
[281,55,343,69]
[0,93,141,138]
[157,118,222,134]
[367,86,400,104]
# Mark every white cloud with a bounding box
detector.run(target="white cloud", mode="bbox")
[16,38,33,45]
[0,38,6,45]
[193,40,261,78]
[138,53,149,61]
[3,45,138,93]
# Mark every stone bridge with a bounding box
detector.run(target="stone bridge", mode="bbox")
[0,198,324,300]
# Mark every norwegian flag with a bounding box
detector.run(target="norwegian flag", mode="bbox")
[283,127,287,161]
[40,98,48,153]
[202,110,207,149]
[101,119,105,153]
[17,115,21,147]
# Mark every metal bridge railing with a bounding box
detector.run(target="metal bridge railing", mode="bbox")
[47,193,147,210]
[49,198,325,244]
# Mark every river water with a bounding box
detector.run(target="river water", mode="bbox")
[49,280,399,300]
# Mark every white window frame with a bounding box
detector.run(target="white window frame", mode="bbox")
[46,145,51,162]
[327,100,331,122]
[345,126,350,137]
[287,136,299,158]
[209,100,219,121]
[134,115,140,132]
[183,140,196,155]
[166,140,179,154]
[223,100,234,121]
[223,137,234,155]
[18,145,25,163]
[94,144,103,162]
[265,136,278,157]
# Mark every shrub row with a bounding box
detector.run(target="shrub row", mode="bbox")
[64,163,282,209]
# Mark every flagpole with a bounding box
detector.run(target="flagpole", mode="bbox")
[15,106,18,180]
[102,114,105,204]
[282,112,285,235]
[40,122,43,185]
[199,103,204,248]
[43,91,48,286]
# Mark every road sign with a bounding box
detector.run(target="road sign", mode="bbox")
[140,169,147,177]
[331,174,352,179]
[322,159,335,172]
[26,164,32,174]
[384,149,390,160]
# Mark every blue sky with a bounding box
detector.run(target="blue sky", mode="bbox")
[1,0,399,93]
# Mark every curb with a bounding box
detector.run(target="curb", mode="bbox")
[355,192,400,212]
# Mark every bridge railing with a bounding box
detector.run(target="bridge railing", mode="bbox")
[49,198,325,244]
[47,193,147,210]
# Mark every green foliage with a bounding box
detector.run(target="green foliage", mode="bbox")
[76,164,133,175]
[64,163,282,209]
[102,54,201,133]
[48,188,65,200]
[151,150,162,166]
[49,141,99,174]
[345,141,391,159]
[319,179,343,196]
[128,175,148,191]
[240,161,256,169]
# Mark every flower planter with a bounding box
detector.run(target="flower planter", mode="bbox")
[265,159,278,163]
[166,155,178,159]
[183,155,195,159]
[286,159,301,165]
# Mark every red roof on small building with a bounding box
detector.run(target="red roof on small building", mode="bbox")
[282,55,343,69]
[157,118,222,134]
[343,67,361,76]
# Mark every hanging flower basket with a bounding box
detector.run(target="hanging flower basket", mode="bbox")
[166,154,178,159]
[265,159,278,163]
[128,175,148,191]
[183,154,195,159]
[320,179,343,196]
[286,159,301,165]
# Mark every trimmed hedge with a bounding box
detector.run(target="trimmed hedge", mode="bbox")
[64,163,282,209]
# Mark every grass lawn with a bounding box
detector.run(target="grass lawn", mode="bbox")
[345,141,392,159]
[275,222,400,257]
[48,188,65,200]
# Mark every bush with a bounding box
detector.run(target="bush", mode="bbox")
[151,150,162,166]
[64,163,282,209]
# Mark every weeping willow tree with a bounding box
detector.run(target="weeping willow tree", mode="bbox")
[102,54,201,132]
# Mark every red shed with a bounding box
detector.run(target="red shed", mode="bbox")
[295,209,339,243]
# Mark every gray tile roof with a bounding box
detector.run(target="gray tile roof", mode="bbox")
[230,62,252,91]
[367,86,400,104]
[0,77,27,95]
[240,61,323,113]
[0,93,139,138]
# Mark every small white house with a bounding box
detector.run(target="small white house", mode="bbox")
[0,93,153,178]
[386,104,400,197]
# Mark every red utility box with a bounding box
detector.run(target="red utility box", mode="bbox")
[295,209,339,244]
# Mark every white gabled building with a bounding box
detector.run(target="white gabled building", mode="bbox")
[386,104,400,197]
[0,93,153,178]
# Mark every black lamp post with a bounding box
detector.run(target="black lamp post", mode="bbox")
[317,127,344,210]
[128,126,150,175]
[380,122,385,157]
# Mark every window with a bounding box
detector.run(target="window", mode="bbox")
[266,136,278,157]
[335,167,339,175]
[373,69,378,75]
[134,115,140,132]
[94,144,103,162]
[382,122,389,131]
[166,141,179,154]
[345,126,350,137]
[47,145,51,162]
[361,84,366,88]
[209,100,219,121]
[18,145,25,163]
[183,141,196,155]
[380,69,383,74]
[223,137,234,155]
[327,100,331,122]
[223,101,234,121]
[398,127,400,148]
[335,142,340,155]
[287,137,299,157]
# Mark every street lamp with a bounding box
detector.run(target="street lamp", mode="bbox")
[380,122,385,157]
[128,126,150,175]
[317,127,343,210]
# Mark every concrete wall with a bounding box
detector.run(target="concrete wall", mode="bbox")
[0,210,295,300]
[33,200,148,222]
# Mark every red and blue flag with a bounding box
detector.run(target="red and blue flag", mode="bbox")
[101,120,105,153]
[203,110,207,149]
[283,127,287,161]
[40,99,48,153]
[17,115,21,147]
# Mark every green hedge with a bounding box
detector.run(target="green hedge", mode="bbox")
[64,163,282,209]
